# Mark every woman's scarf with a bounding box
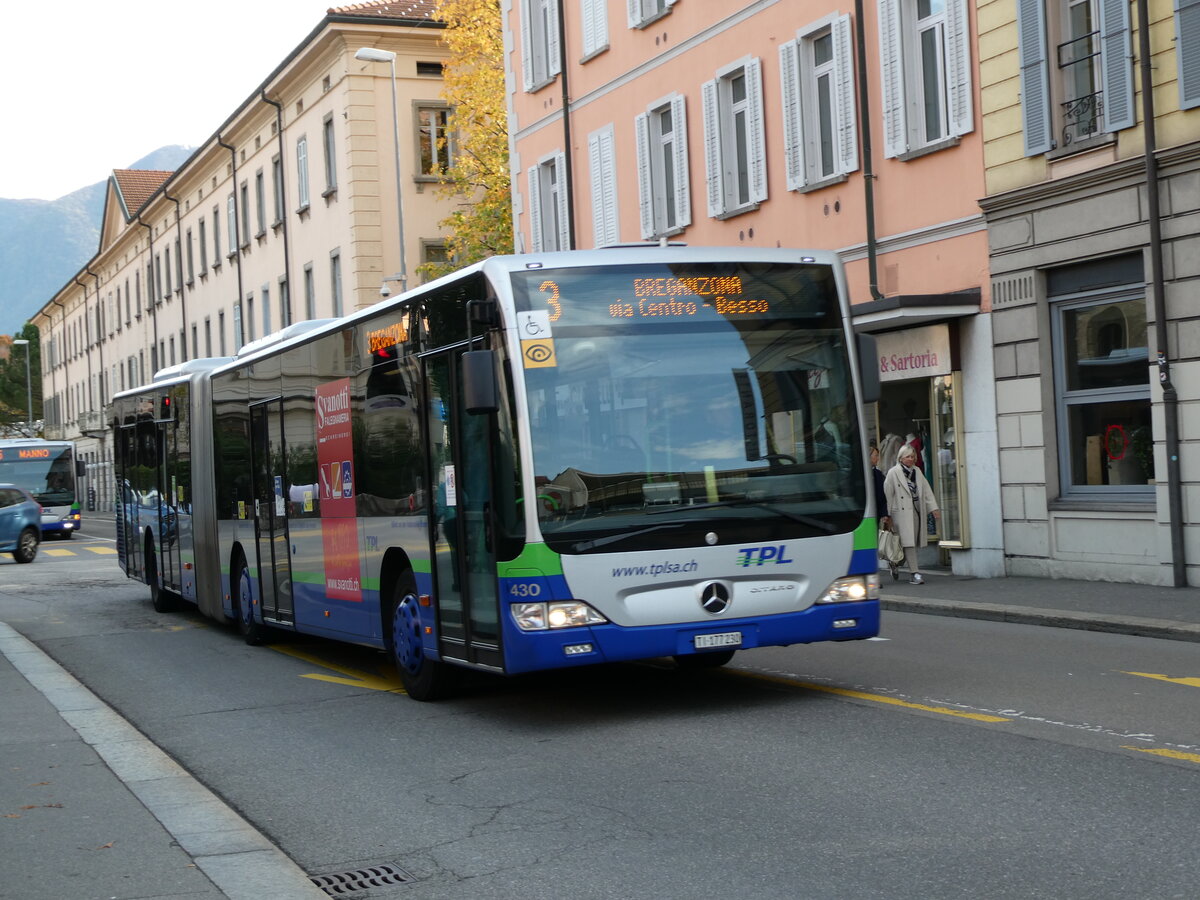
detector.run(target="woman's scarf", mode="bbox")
[903,464,919,501]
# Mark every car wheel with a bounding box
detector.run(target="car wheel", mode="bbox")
[233,551,267,645]
[12,527,39,564]
[387,571,458,701]
[673,649,736,670]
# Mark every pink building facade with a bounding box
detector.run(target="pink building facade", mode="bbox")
[505,0,1003,576]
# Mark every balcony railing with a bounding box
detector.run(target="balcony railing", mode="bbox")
[1062,90,1104,148]
[77,410,105,435]
[1057,31,1104,149]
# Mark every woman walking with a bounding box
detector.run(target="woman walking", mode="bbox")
[883,444,940,584]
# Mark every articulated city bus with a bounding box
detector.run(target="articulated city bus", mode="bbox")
[111,247,881,700]
[0,439,85,538]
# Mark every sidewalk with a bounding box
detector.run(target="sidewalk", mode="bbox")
[0,622,328,900]
[880,568,1200,643]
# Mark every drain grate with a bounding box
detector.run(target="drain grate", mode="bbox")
[310,863,414,896]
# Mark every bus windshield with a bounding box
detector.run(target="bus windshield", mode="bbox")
[0,445,77,506]
[512,261,865,553]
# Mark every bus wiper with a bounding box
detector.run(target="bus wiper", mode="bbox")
[572,521,691,552]
[648,499,837,534]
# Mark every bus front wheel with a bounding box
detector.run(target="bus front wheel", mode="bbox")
[232,552,267,646]
[388,572,458,702]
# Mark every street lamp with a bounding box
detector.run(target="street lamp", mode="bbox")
[355,46,408,296]
[11,339,32,428]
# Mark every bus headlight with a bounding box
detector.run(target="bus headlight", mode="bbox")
[511,601,607,631]
[815,574,879,604]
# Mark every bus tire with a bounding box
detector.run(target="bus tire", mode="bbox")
[388,571,458,702]
[145,541,177,612]
[674,649,736,670]
[12,527,39,564]
[232,551,266,646]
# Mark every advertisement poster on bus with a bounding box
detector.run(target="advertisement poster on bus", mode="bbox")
[315,378,362,602]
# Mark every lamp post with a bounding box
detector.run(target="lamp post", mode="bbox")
[355,46,408,295]
[11,339,32,429]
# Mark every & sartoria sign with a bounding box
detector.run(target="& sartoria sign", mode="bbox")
[875,324,952,383]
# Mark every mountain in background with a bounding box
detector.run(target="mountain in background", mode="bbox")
[0,145,193,337]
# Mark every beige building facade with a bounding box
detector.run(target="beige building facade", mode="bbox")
[979,0,1200,585]
[504,0,1005,576]
[34,1,456,513]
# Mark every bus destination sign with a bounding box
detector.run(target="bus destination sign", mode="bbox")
[537,276,770,322]
[0,448,52,461]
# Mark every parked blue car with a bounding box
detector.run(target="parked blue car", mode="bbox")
[0,483,40,563]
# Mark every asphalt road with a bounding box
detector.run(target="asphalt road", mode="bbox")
[4,541,1200,899]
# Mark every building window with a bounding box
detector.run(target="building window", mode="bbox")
[628,0,672,29]
[247,293,256,342]
[186,229,195,284]
[330,251,343,316]
[240,182,251,246]
[227,193,238,253]
[304,263,316,319]
[634,94,691,239]
[1050,266,1151,493]
[169,336,176,367]
[588,124,619,247]
[527,151,569,251]
[1016,0,1134,156]
[219,310,227,356]
[233,302,244,350]
[261,285,271,335]
[581,0,609,57]
[297,135,310,209]
[175,237,183,292]
[701,58,767,217]
[780,15,858,189]
[255,170,266,237]
[272,155,285,225]
[323,115,338,195]
[164,247,173,298]
[204,317,213,357]
[198,220,208,276]
[279,277,291,328]
[416,104,456,177]
[212,207,222,264]
[191,325,198,360]
[878,0,974,158]
[520,0,561,90]
[420,241,451,281]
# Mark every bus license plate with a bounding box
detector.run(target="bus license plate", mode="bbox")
[694,632,742,649]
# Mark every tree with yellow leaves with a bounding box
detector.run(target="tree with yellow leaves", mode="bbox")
[421,0,513,280]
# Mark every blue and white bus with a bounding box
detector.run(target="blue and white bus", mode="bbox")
[0,439,85,538]
[110,247,882,700]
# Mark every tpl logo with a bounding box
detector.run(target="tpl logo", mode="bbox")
[736,545,795,567]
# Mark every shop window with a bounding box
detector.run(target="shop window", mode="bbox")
[1052,292,1152,493]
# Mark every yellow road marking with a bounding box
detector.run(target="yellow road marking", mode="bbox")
[1123,671,1200,688]
[271,645,406,693]
[42,549,74,557]
[731,670,1010,722]
[86,547,118,555]
[1122,746,1200,765]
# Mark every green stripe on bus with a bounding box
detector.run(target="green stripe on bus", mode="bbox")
[853,517,877,550]
[497,542,562,577]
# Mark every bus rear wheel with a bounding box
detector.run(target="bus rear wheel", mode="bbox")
[674,649,736,670]
[388,572,458,702]
[232,551,266,646]
[145,541,176,612]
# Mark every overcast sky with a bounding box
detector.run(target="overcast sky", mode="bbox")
[2,0,332,201]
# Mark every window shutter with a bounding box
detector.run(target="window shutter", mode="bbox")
[582,0,608,56]
[554,151,570,250]
[1178,0,1200,108]
[635,112,654,239]
[832,15,859,175]
[945,0,974,137]
[521,0,535,90]
[627,0,641,28]
[547,0,562,78]
[589,126,619,247]
[1098,0,1135,131]
[779,39,805,191]
[671,95,692,228]
[701,79,724,217]
[745,58,768,204]
[527,165,543,251]
[1016,0,1052,155]
[877,0,908,158]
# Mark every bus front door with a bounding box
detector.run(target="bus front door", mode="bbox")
[157,421,182,593]
[425,349,501,671]
[249,399,294,625]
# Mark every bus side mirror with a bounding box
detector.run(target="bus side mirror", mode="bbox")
[462,350,499,415]
[857,333,880,405]
[76,460,87,478]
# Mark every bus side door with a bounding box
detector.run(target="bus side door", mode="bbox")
[249,398,294,625]
[424,347,501,670]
